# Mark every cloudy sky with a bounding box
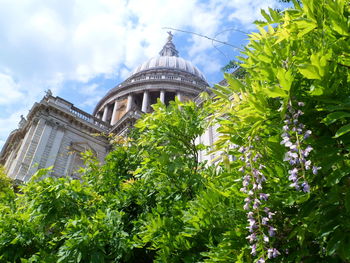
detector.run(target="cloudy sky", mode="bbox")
[0,0,287,148]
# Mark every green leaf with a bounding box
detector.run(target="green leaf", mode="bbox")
[310,53,328,77]
[258,54,272,63]
[309,84,324,96]
[261,9,272,23]
[268,7,282,22]
[224,72,245,91]
[295,19,317,37]
[326,1,349,36]
[334,123,350,138]
[276,68,293,91]
[298,64,321,80]
[322,111,350,125]
[212,88,230,100]
[326,229,343,256]
[263,85,288,98]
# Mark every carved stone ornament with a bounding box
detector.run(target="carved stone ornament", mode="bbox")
[18,115,27,129]
[45,89,53,98]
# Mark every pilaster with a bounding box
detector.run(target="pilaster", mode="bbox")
[44,124,65,169]
[23,120,54,181]
[9,118,41,179]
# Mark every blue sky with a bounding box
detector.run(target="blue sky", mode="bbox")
[0,0,288,148]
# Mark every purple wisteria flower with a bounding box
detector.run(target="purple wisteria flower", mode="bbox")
[251,244,257,256]
[312,165,321,175]
[246,233,257,243]
[267,248,281,259]
[268,226,276,237]
[238,142,279,262]
[281,101,321,192]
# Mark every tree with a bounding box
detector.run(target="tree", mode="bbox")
[212,0,350,261]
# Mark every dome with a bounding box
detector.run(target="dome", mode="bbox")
[93,32,208,125]
[130,55,206,81]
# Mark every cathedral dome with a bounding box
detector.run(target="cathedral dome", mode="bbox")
[130,55,206,82]
[93,32,208,131]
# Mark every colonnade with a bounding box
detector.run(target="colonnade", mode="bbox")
[98,90,184,126]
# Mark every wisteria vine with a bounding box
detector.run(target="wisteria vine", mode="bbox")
[238,140,280,262]
[281,101,321,192]
[236,102,322,261]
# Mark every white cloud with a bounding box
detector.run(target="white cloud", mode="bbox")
[0,110,26,149]
[78,96,103,108]
[0,73,24,105]
[0,0,281,85]
[120,68,132,81]
[76,83,104,108]
[79,84,99,95]
[226,0,281,27]
[29,8,67,44]
[192,53,222,76]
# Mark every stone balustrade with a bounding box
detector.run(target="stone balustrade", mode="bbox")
[50,96,110,130]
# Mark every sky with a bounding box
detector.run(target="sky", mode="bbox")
[0,0,288,149]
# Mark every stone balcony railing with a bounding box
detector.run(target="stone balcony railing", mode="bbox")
[124,71,207,88]
[47,96,111,131]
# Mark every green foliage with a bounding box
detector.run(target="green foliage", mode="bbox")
[0,166,15,204]
[0,0,349,262]
[211,0,350,261]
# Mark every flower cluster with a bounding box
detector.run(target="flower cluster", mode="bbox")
[281,101,320,192]
[239,143,280,261]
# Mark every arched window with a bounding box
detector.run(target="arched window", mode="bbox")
[66,142,97,178]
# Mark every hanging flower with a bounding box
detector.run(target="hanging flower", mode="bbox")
[239,139,279,261]
[281,101,321,192]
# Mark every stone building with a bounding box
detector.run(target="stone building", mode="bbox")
[0,33,214,182]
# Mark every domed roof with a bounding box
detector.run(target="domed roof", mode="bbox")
[128,32,206,82]
[93,32,208,116]
[131,55,206,81]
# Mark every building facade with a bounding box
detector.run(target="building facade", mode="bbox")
[0,33,216,182]
[0,93,111,181]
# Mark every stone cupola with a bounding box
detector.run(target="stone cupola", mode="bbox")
[93,32,208,135]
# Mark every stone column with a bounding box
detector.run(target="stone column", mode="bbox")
[44,125,65,169]
[102,105,109,122]
[126,94,134,112]
[160,90,165,104]
[110,100,119,125]
[141,91,149,112]
[177,92,182,102]
[23,120,54,181]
